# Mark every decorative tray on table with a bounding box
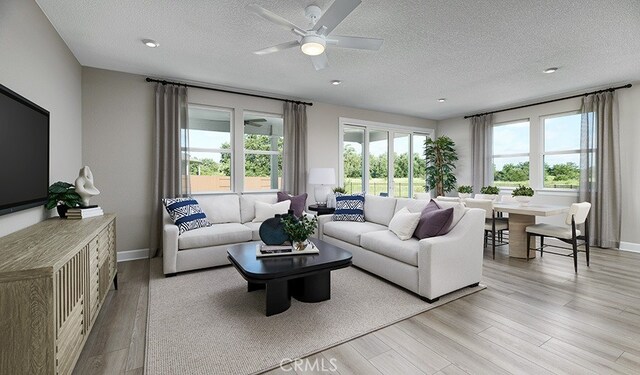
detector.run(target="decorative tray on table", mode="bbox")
[255,242,319,258]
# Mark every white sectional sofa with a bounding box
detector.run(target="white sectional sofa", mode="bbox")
[317,195,485,302]
[163,193,284,276]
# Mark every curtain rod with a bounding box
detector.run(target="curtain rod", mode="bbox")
[145,77,313,106]
[464,83,632,119]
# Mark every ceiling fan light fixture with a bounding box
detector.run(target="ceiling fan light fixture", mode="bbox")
[300,35,326,56]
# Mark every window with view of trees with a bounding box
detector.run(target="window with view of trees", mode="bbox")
[542,113,581,189]
[186,106,233,192]
[492,120,530,187]
[341,121,431,197]
[243,113,283,191]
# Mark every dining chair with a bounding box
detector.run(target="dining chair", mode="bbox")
[436,196,461,203]
[525,202,591,272]
[465,198,509,259]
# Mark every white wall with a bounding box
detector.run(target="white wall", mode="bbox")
[437,83,640,247]
[0,0,82,237]
[81,67,435,252]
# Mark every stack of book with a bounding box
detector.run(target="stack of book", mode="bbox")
[67,206,104,219]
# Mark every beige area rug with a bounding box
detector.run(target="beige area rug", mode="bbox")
[146,258,485,375]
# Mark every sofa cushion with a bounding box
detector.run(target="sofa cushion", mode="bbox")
[394,198,429,214]
[414,200,454,239]
[240,194,278,223]
[434,200,466,231]
[364,195,397,226]
[277,192,307,218]
[163,197,212,234]
[198,195,241,224]
[253,200,291,222]
[323,221,387,246]
[242,222,262,241]
[178,223,252,250]
[388,207,421,240]
[360,230,419,266]
[333,193,365,222]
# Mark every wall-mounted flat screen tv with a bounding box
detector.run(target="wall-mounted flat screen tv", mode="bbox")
[0,84,49,216]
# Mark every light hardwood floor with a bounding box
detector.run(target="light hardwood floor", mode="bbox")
[75,245,640,374]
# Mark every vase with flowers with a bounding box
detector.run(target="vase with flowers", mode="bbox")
[281,214,318,251]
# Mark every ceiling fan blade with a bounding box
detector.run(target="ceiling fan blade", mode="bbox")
[254,40,300,55]
[310,53,329,70]
[327,35,383,50]
[312,0,361,36]
[247,4,306,35]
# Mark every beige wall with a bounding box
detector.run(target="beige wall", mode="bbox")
[0,0,82,237]
[82,68,154,253]
[437,83,640,248]
[81,68,435,252]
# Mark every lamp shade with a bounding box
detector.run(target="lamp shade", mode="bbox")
[308,168,336,185]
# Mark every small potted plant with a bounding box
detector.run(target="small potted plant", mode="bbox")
[327,186,346,208]
[512,185,534,206]
[480,185,500,201]
[281,214,318,251]
[457,185,473,199]
[45,181,82,218]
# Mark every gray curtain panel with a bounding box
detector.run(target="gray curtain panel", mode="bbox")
[579,91,620,248]
[282,102,308,195]
[149,84,190,257]
[471,114,494,192]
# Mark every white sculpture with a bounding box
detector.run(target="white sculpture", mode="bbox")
[75,166,100,207]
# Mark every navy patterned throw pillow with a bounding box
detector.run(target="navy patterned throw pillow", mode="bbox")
[333,193,365,222]
[163,197,212,234]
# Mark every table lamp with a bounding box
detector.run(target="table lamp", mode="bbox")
[308,168,336,206]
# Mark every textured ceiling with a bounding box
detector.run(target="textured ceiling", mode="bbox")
[36,0,640,120]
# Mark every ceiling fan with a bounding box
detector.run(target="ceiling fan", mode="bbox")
[248,0,384,70]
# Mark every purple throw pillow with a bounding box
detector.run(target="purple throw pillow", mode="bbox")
[413,199,454,239]
[277,192,308,218]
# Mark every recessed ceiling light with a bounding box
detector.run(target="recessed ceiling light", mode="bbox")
[142,39,159,48]
[543,67,558,74]
[437,98,446,103]
[331,80,342,86]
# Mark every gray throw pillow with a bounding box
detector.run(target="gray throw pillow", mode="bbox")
[277,192,308,218]
[413,199,454,239]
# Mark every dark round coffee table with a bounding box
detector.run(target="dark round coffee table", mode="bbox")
[227,238,352,316]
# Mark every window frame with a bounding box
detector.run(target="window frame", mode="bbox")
[540,111,581,192]
[242,110,284,193]
[491,119,531,189]
[338,117,434,198]
[184,104,234,194]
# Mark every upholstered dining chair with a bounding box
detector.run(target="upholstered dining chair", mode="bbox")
[526,202,591,272]
[436,196,461,202]
[465,198,508,259]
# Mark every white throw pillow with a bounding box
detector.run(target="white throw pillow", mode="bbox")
[253,200,291,222]
[388,207,421,240]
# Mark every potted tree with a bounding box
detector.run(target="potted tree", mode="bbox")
[46,181,82,218]
[425,136,458,197]
[512,185,534,206]
[281,214,318,251]
[457,185,473,199]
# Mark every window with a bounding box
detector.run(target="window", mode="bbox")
[492,120,530,188]
[542,113,581,189]
[243,112,283,191]
[186,106,232,192]
[340,119,433,197]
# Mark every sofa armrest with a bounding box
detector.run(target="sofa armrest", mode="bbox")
[417,208,485,299]
[162,223,179,275]
[316,214,333,240]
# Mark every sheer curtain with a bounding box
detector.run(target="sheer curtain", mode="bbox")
[579,91,620,248]
[282,102,307,195]
[471,114,493,191]
[149,84,190,257]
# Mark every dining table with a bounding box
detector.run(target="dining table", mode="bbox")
[492,203,570,259]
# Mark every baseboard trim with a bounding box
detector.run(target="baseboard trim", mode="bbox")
[620,242,640,253]
[117,248,150,262]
